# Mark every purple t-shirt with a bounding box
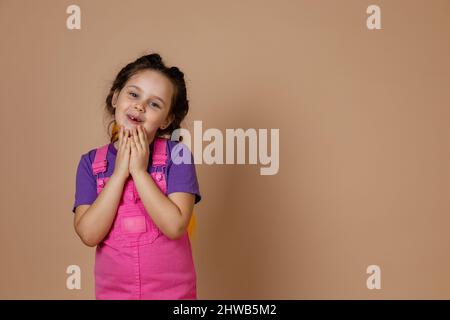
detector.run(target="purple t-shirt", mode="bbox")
[72,139,201,213]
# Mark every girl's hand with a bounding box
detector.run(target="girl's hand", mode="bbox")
[112,126,131,181]
[129,125,150,177]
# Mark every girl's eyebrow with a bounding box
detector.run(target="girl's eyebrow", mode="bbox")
[126,84,166,106]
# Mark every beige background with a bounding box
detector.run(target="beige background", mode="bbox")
[1,0,450,299]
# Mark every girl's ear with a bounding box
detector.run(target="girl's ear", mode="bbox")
[112,89,120,107]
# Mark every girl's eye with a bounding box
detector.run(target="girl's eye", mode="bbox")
[149,102,160,108]
[128,92,159,108]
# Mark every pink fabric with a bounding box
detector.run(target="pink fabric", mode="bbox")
[91,137,197,300]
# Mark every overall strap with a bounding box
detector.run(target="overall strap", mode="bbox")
[151,138,168,189]
[92,144,109,175]
[152,137,168,166]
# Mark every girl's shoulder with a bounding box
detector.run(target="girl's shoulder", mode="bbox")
[165,138,179,151]
[79,143,114,166]
[164,139,195,166]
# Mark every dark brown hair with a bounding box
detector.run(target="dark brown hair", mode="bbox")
[105,53,189,143]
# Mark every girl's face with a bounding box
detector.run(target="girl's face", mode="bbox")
[112,69,175,142]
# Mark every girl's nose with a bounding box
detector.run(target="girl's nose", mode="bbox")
[134,103,144,112]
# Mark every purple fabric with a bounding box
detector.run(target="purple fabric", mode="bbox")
[72,139,201,213]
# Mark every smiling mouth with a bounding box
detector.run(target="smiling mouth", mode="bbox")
[127,114,143,124]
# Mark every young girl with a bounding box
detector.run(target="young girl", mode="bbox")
[72,53,201,300]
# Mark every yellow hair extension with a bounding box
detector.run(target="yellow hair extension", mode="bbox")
[111,121,120,143]
[187,212,197,241]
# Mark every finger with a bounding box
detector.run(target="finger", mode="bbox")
[120,130,127,153]
[125,135,131,151]
[141,126,148,143]
[139,125,148,152]
[137,125,146,150]
[125,129,130,143]
[118,126,123,150]
[130,135,137,154]
[124,136,131,159]
[132,128,142,152]
[119,136,126,155]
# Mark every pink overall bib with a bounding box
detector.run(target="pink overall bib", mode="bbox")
[91,137,197,300]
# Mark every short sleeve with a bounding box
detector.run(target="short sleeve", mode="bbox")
[72,153,98,213]
[166,141,202,204]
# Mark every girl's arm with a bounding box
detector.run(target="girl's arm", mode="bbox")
[73,173,126,247]
[128,126,196,240]
[74,127,131,247]
[132,171,195,240]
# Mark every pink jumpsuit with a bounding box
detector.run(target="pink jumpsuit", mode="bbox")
[91,137,197,300]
